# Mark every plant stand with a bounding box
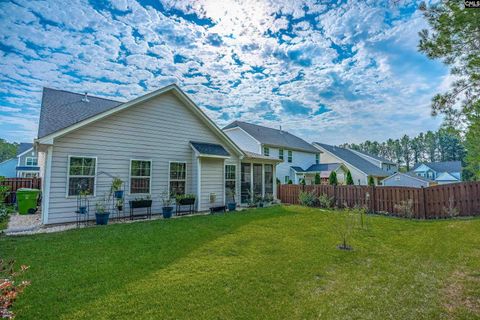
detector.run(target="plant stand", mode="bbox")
[75,196,89,228]
[175,198,195,216]
[129,200,152,220]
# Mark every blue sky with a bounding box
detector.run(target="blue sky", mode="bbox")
[0,0,449,144]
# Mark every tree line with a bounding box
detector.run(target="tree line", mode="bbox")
[0,139,17,163]
[341,127,465,172]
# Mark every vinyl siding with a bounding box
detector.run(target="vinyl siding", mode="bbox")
[224,128,261,154]
[200,158,224,210]
[45,92,239,224]
[319,152,368,185]
[383,174,429,188]
[263,147,317,184]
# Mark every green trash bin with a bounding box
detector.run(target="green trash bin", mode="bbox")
[16,188,40,215]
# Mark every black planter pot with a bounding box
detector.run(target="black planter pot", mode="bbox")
[117,205,123,211]
[162,206,174,218]
[129,200,152,209]
[178,198,195,205]
[95,212,110,225]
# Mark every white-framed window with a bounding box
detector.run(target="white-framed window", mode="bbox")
[284,175,290,183]
[315,154,319,164]
[279,149,284,160]
[225,164,236,201]
[288,150,293,163]
[263,146,269,156]
[67,156,97,196]
[169,162,186,196]
[26,157,38,166]
[130,160,152,194]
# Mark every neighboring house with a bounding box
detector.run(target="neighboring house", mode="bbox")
[411,161,462,185]
[348,148,397,174]
[383,172,435,188]
[312,143,394,185]
[0,143,40,178]
[291,163,349,185]
[223,121,320,184]
[35,85,280,224]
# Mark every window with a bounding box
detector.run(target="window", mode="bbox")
[225,165,236,201]
[130,160,151,194]
[169,162,186,196]
[288,150,293,163]
[68,156,96,196]
[315,154,319,164]
[264,164,273,196]
[26,157,38,166]
[279,149,284,160]
[284,176,290,183]
[263,146,269,156]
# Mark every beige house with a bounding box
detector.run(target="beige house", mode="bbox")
[35,84,279,224]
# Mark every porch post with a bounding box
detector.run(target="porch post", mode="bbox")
[273,164,277,200]
[261,163,265,198]
[196,157,201,211]
[250,161,254,202]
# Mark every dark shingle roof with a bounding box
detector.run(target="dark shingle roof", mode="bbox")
[404,172,433,182]
[305,163,342,172]
[16,143,33,156]
[411,161,462,173]
[313,143,390,177]
[290,166,304,172]
[190,141,230,157]
[38,88,123,138]
[349,148,396,165]
[223,121,318,153]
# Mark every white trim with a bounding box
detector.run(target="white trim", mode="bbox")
[42,146,53,224]
[261,163,265,197]
[16,147,34,159]
[129,159,153,195]
[224,163,236,204]
[196,157,201,211]
[223,126,262,151]
[37,84,245,158]
[384,172,430,184]
[168,161,187,196]
[66,155,98,198]
[287,150,293,163]
[25,156,38,166]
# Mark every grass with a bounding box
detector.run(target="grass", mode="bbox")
[1,205,480,319]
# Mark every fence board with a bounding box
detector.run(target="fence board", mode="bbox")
[0,178,42,204]
[278,181,480,219]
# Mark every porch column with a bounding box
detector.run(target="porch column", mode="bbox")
[273,164,277,200]
[196,157,201,211]
[250,161,254,202]
[261,163,265,198]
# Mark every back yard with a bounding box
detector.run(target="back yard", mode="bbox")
[1,206,480,319]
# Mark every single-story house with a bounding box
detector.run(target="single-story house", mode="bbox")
[411,161,462,184]
[223,121,320,184]
[312,143,393,185]
[290,163,349,185]
[35,84,280,224]
[382,172,436,188]
[0,143,40,178]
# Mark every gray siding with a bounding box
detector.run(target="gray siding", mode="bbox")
[200,158,224,210]
[383,174,429,188]
[46,92,239,224]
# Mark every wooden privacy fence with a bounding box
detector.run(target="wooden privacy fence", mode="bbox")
[277,182,480,219]
[0,178,42,204]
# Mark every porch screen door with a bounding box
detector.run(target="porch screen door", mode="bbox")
[241,163,251,203]
[253,164,262,198]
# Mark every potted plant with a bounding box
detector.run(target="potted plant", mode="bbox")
[226,188,237,211]
[161,190,174,218]
[129,195,152,209]
[95,198,110,225]
[176,194,196,206]
[78,190,89,214]
[110,177,124,199]
[116,198,124,211]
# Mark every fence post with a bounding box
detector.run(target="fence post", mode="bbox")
[370,185,376,213]
[421,186,427,219]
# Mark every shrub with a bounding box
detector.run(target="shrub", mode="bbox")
[0,259,30,319]
[345,170,354,185]
[300,178,306,185]
[276,178,281,185]
[314,173,321,185]
[287,180,293,184]
[368,176,375,186]
[394,199,414,218]
[298,191,317,207]
[318,193,334,209]
[329,171,338,186]
[442,196,459,218]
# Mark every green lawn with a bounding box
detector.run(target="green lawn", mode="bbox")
[1,206,480,319]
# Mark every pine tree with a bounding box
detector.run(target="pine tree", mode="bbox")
[368,176,375,186]
[345,170,354,185]
[314,173,321,185]
[329,171,338,186]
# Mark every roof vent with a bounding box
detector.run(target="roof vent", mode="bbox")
[279,125,283,134]
[82,92,89,103]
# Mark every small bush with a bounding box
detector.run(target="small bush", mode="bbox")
[394,199,414,218]
[314,173,321,185]
[1,259,30,319]
[442,196,459,218]
[345,170,354,185]
[298,191,317,207]
[318,193,334,209]
[287,180,293,184]
[329,171,338,185]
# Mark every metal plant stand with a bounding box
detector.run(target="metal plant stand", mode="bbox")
[76,195,90,227]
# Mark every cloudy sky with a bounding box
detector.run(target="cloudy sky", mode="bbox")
[0,0,448,144]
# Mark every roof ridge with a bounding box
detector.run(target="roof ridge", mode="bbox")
[43,87,123,103]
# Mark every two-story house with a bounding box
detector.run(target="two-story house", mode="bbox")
[411,161,462,184]
[0,143,40,178]
[223,121,321,184]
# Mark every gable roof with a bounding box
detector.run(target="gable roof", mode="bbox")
[36,84,244,157]
[38,88,123,138]
[435,171,460,181]
[348,148,396,165]
[412,161,462,173]
[313,142,390,177]
[305,163,342,172]
[223,121,318,153]
[384,172,433,184]
[16,143,33,156]
[190,141,230,157]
